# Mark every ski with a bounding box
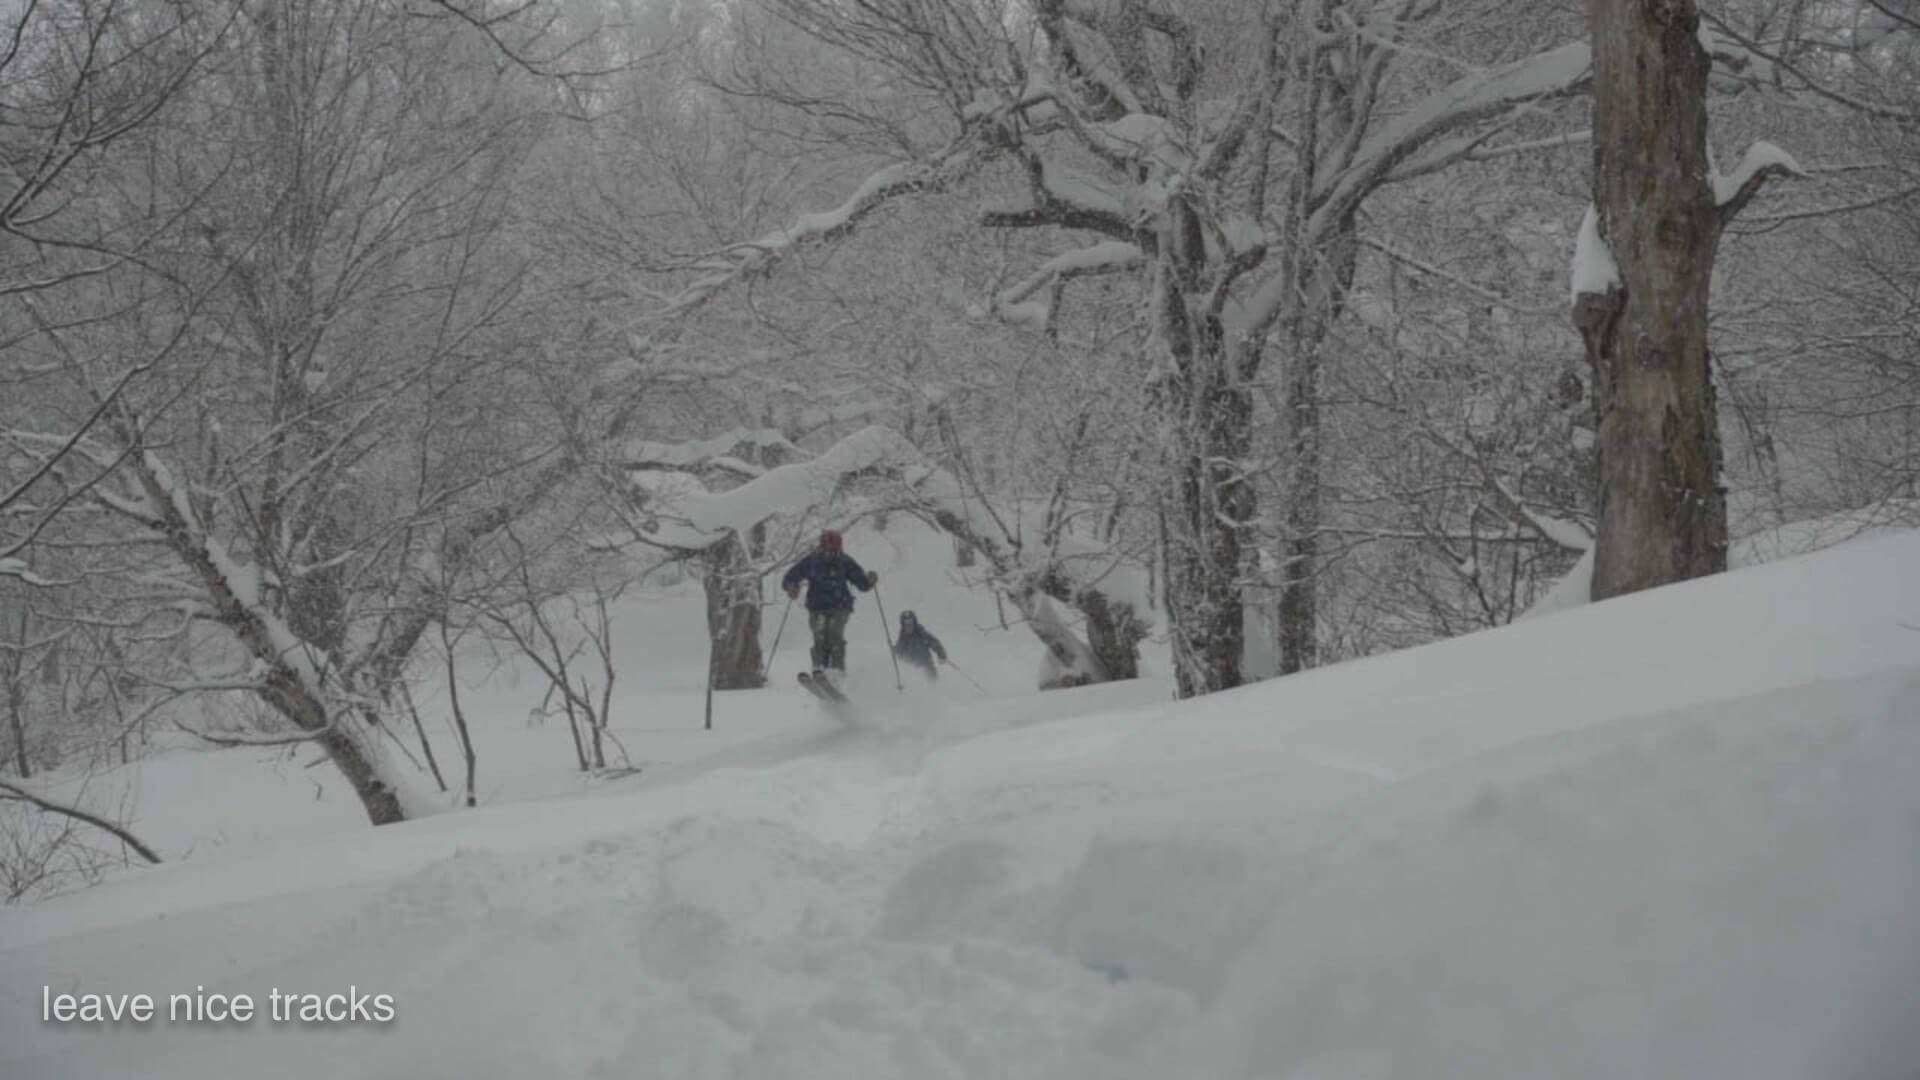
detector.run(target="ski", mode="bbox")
[797,671,849,703]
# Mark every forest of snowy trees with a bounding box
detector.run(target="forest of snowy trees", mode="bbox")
[2,0,1916,872]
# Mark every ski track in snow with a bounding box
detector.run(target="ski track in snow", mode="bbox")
[5,520,1920,1079]
[4,696,1199,1079]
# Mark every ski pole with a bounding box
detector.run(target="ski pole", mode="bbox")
[943,658,987,692]
[765,592,794,679]
[871,584,904,692]
[704,645,715,731]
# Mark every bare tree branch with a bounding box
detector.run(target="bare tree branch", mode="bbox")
[0,778,162,864]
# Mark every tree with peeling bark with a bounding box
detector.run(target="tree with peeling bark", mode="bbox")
[1573,0,1803,601]
[672,0,1600,696]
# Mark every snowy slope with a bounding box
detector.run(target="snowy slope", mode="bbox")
[1521,503,1918,620]
[4,528,1920,1079]
[11,517,1098,869]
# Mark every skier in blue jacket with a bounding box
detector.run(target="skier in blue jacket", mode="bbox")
[781,529,877,678]
[893,610,948,680]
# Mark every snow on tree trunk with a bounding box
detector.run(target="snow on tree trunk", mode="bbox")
[1273,234,1356,676]
[919,491,1148,688]
[1575,0,1797,601]
[125,449,427,826]
[303,700,407,824]
[1028,592,1104,689]
[703,531,766,690]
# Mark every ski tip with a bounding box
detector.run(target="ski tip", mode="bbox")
[798,671,850,702]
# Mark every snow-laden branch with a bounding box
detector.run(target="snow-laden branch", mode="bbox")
[1384,127,1594,187]
[660,132,987,316]
[1360,234,1563,316]
[125,446,331,707]
[1038,161,1127,219]
[1407,418,1595,556]
[1461,129,1593,163]
[0,557,65,587]
[1488,478,1593,553]
[619,423,1158,643]
[1084,112,1190,177]
[176,714,334,747]
[1712,140,1805,223]
[982,157,1137,238]
[1698,12,1917,121]
[624,428,800,477]
[793,399,890,437]
[902,459,1156,632]
[1735,182,1920,228]
[1000,241,1146,305]
[1313,41,1592,238]
[1228,41,1594,340]
[628,426,919,550]
[1029,0,1138,126]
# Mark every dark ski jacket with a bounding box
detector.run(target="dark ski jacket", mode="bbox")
[782,551,874,613]
[893,625,947,669]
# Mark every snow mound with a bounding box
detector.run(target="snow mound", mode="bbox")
[1523,509,1916,619]
[5,529,1920,1079]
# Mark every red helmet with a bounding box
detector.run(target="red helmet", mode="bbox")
[819,529,843,553]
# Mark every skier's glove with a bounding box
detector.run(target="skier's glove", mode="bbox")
[867,572,880,586]
[786,584,800,599]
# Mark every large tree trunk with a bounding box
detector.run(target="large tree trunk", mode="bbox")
[704,532,766,689]
[315,724,408,824]
[1163,351,1253,698]
[257,667,407,824]
[1277,342,1322,675]
[1274,216,1357,675]
[1155,182,1258,699]
[1576,0,1728,599]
